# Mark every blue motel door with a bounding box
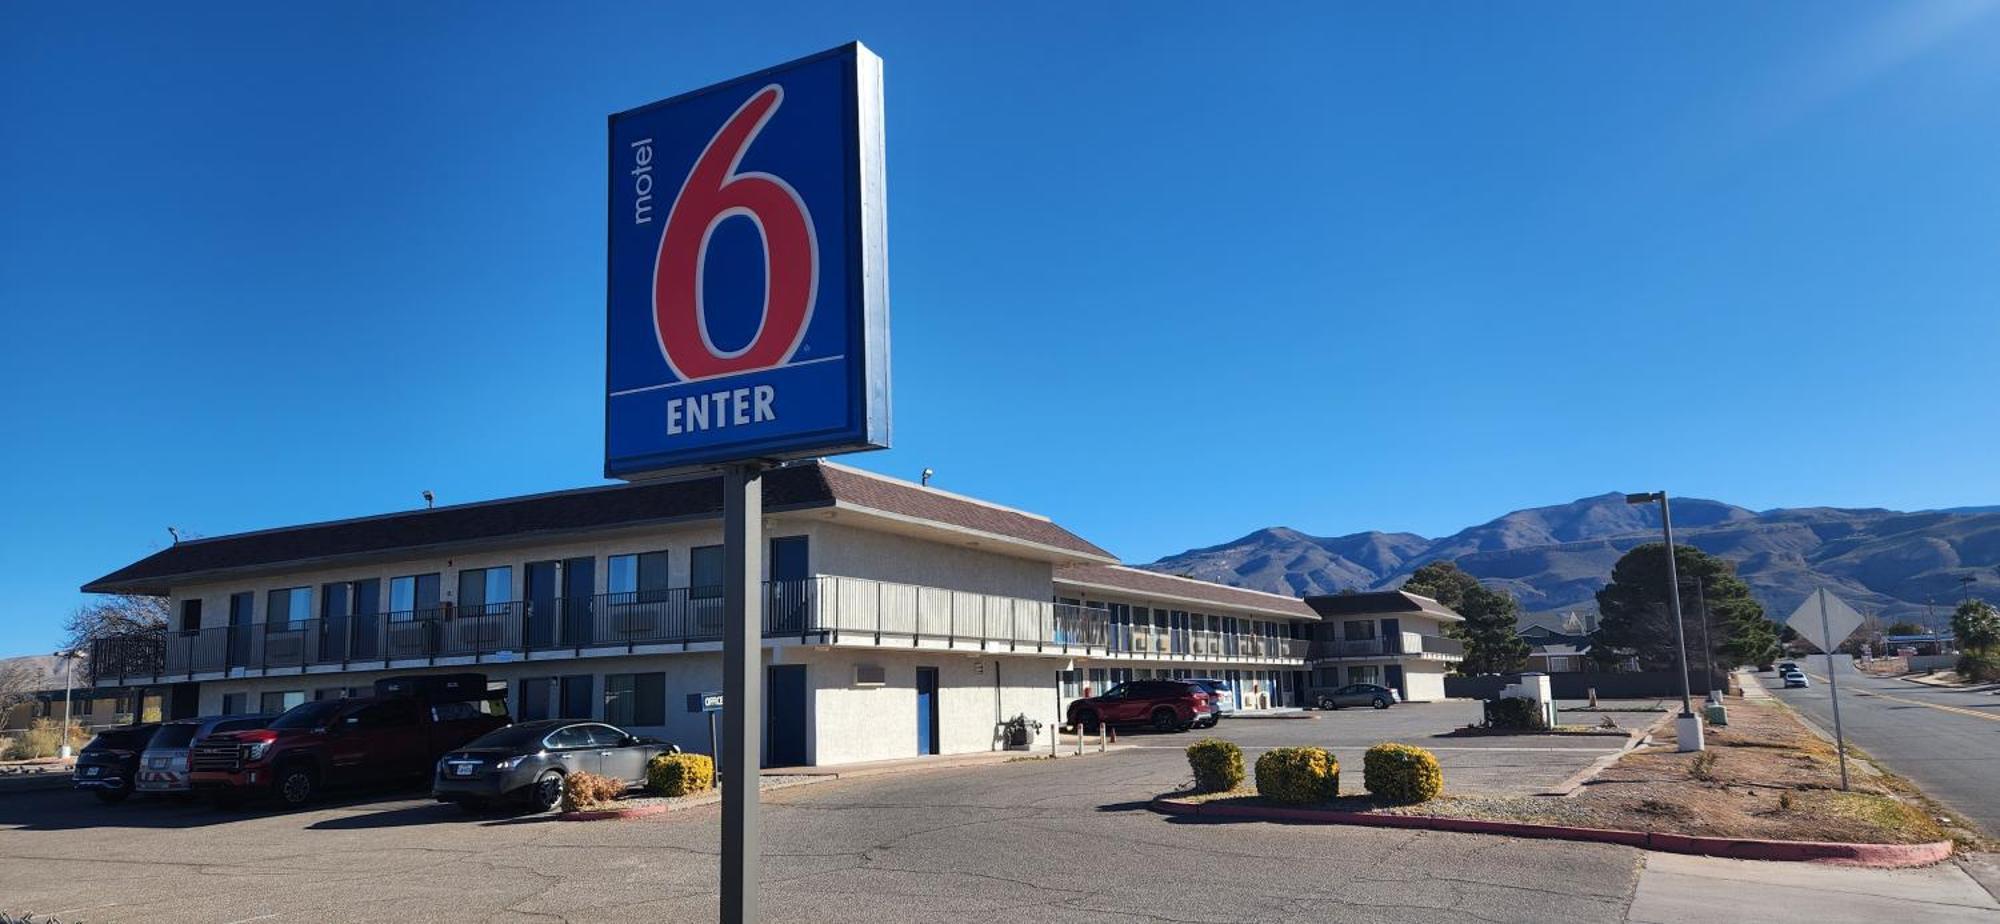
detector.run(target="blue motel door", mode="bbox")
[915,667,939,755]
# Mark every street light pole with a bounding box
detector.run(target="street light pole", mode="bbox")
[1627,491,1704,752]
[56,650,81,761]
[1689,575,1716,702]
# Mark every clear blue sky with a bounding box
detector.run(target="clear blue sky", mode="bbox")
[5,3,1999,658]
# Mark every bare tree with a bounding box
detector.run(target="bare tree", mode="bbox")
[0,662,38,731]
[64,594,170,684]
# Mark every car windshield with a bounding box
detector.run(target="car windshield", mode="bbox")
[147,724,200,748]
[269,701,345,729]
[461,723,561,750]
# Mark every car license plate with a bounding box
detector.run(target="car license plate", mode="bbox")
[451,763,477,777]
[83,766,101,777]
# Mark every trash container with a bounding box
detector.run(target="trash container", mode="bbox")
[1703,702,1728,727]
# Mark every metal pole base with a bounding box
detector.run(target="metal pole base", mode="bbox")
[1675,712,1706,752]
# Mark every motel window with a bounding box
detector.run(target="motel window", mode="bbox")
[265,587,311,632]
[456,566,514,615]
[1348,666,1381,686]
[389,573,442,621]
[260,691,306,714]
[1059,670,1081,699]
[691,545,724,598]
[178,599,202,636]
[604,672,666,726]
[608,551,671,598]
[1343,620,1376,641]
[75,697,94,717]
[1087,668,1107,696]
[522,675,596,721]
[221,693,247,715]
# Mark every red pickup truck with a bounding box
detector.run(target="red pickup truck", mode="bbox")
[191,678,506,808]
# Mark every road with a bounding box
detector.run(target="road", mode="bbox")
[1767,658,2000,837]
[1,700,1994,922]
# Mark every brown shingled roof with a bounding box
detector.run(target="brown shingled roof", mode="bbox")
[84,462,1113,595]
[1054,564,1317,620]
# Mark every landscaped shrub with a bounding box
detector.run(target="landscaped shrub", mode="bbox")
[1485,696,1548,731]
[647,752,715,797]
[1253,746,1339,804]
[1957,650,2000,683]
[4,719,65,760]
[559,770,626,812]
[1184,738,1244,793]
[1362,743,1443,804]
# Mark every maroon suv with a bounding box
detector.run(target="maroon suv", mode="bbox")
[1066,679,1211,733]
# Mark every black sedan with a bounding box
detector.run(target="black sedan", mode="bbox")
[73,723,161,803]
[432,720,677,813]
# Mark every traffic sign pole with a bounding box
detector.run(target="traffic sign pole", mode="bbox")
[1819,588,1851,791]
[721,462,764,923]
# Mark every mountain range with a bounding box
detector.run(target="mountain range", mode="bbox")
[1144,493,2000,629]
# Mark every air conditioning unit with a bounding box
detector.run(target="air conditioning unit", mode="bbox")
[854,665,886,687]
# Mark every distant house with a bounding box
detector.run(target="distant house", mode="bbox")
[1515,611,1629,673]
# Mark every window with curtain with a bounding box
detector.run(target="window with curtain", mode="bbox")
[604,672,666,726]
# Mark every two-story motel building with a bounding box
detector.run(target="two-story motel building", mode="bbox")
[84,461,1338,767]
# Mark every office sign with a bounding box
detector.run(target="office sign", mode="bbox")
[688,691,725,713]
[606,43,890,478]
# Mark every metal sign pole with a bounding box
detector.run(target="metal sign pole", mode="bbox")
[1819,588,1850,792]
[721,463,764,923]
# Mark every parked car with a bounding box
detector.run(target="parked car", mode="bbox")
[1782,671,1810,689]
[72,723,161,803]
[136,714,276,797]
[191,677,508,808]
[1066,679,1211,733]
[1308,683,1400,710]
[434,720,678,813]
[1187,678,1233,726]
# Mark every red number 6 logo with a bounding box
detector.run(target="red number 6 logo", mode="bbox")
[653,84,818,381]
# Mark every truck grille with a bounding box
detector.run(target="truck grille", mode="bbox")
[190,742,243,772]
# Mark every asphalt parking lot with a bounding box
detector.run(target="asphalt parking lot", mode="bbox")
[0,701,1644,923]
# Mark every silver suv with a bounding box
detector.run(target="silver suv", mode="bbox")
[137,714,275,795]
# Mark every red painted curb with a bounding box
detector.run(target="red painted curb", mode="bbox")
[1151,797,1951,867]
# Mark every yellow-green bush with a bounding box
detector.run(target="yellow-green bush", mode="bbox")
[1253,746,1339,804]
[4,719,66,760]
[559,770,626,812]
[1185,737,1244,793]
[1362,743,1443,803]
[647,752,715,797]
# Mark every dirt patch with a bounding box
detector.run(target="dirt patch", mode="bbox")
[1165,696,1977,847]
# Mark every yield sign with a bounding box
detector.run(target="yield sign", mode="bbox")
[1785,588,1865,653]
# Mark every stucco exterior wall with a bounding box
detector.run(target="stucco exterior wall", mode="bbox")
[803,521,1053,600]
[791,647,1064,765]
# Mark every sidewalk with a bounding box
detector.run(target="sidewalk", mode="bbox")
[1629,852,2000,923]
[761,740,1123,780]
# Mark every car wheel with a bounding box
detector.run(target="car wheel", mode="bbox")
[1317,696,1337,710]
[1150,708,1178,733]
[1372,697,1390,709]
[93,787,130,804]
[275,763,318,808]
[529,770,565,813]
[1075,711,1100,735]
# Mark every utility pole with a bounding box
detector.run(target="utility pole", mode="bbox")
[1690,576,1716,702]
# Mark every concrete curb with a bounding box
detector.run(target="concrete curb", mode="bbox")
[1150,796,1954,867]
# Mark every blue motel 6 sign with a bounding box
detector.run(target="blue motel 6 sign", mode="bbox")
[606,43,890,478]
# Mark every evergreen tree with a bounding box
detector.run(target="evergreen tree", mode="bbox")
[1593,543,1778,672]
[1456,584,1531,675]
[1401,560,1480,610]
[1401,560,1527,675]
[1952,599,2000,651]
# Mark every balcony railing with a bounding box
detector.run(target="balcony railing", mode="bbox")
[1309,633,1464,660]
[88,575,1312,685]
